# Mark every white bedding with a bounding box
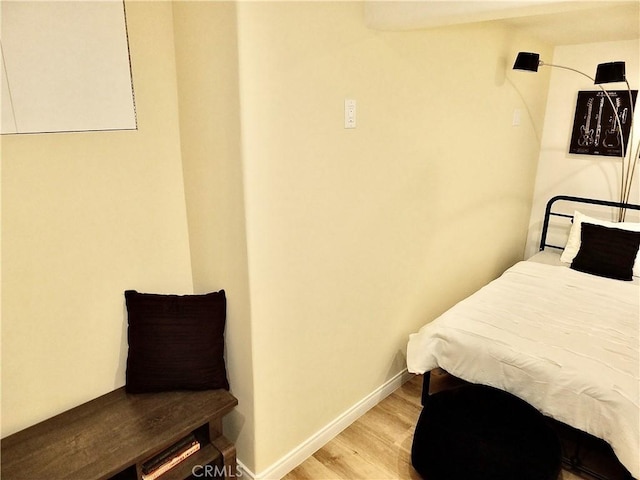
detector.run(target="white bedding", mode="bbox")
[407,257,640,478]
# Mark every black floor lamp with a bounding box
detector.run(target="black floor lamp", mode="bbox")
[513,52,637,220]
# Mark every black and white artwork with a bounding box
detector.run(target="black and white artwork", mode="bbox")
[569,90,637,157]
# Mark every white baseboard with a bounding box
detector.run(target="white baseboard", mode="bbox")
[237,369,413,480]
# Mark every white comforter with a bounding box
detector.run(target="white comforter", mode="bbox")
[407,260,639,478]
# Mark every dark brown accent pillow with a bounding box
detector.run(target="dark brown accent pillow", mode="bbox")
[125,290,229,393]
[571,223,640,281]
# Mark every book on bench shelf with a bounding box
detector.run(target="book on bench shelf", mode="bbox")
[141,434,201,480]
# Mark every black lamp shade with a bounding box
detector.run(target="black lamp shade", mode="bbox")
[594,62,626,84]
[513,52,540,72]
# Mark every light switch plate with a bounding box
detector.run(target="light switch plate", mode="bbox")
[345,99,356,129]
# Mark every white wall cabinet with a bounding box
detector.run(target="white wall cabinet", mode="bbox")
[1,0,136,134]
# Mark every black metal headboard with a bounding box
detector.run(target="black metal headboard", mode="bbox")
[539,195,640,251]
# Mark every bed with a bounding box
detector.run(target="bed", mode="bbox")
[406,196,640,479]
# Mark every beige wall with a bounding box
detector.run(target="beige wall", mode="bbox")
[1,2,194,436]
[171,1,257,469]
[231,2,550,474]
[2,1,553,477]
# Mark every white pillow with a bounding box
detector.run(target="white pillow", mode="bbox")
[560,210,640,276]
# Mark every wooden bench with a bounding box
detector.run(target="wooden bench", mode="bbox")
[1,387,238,480]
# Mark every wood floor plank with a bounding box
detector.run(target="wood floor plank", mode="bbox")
[336,418,415,476]
[374,392,421,427]
[354,403,413,446]
[284,456,339,480]
[314,437,395,480]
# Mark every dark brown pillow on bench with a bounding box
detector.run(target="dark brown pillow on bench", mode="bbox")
[124,290,229,393]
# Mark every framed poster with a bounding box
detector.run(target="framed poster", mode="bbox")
[569,90,637,157]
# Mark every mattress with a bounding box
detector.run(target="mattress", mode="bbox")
[406,255,639,477]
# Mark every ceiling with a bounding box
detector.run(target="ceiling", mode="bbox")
[364,1,640,46]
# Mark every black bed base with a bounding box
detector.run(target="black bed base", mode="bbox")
[420,372,634,480]
[551,419,634,480]
[421,370,431,406]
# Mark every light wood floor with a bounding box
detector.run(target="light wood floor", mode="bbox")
[283,375,587,480]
